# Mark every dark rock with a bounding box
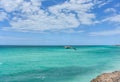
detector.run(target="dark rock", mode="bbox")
[64,46,72,49]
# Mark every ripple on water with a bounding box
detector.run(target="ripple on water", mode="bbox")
[0,65,104,82]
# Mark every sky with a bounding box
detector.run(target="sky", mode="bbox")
[0,0,120,45]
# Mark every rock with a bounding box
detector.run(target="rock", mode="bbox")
[64,46,72,49]
[64,46,77,50]
[91,71,120,82]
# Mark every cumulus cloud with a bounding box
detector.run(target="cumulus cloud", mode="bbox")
[0,0,97,32]
[0,11,7,21]
[0,0,117,32]
[0,0,24,12]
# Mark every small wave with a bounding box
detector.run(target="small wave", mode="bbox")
[36,75,46,80]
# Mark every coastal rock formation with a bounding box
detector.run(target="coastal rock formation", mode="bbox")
[91,71,120,82]
[64,46,77,50]
[64,46,72,49]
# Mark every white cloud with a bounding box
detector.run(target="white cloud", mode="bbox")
[48,0,95,25]
[102,15,120,23]
[104,8,116,13]
[0,0,23,12]
[0,0,97,32]
[52,29,84,33]
[10,13,80,31]
[93,0,112,8]
[0,11,7,21]
[90,14,120,36]
[0,0,116,32]
[90,27,120,36]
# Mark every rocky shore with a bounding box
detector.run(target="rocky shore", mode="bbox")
[91,71,120,82]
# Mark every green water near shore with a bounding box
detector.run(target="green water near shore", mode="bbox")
[0,46,120,82]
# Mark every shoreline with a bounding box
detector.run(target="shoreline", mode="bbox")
[91,71,120,82]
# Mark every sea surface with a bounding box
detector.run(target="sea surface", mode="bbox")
[0,46,120,82]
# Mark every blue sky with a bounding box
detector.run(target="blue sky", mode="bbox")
[0,0,120,45]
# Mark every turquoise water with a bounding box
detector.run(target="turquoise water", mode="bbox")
[0,46,120,82]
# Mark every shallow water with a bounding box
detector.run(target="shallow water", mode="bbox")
[0,46,120,82]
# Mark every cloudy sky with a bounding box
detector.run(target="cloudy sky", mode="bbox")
[0,0,120,45]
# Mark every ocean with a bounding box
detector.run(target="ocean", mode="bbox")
[0,46,120,82]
